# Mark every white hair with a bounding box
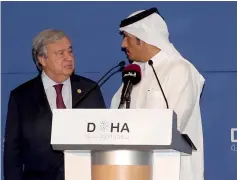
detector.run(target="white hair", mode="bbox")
[32,29,67,71]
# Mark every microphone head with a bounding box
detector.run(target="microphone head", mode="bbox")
[122,64,141,85]
[119,66,125,72]
[119,61,126,67]
[148,60,153,66]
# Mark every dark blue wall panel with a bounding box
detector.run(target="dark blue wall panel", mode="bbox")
[1,1,237,180]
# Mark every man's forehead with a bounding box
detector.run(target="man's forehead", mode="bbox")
[47,38,71,48]
[47,45,72,53]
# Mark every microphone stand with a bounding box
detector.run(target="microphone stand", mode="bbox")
[125,96,131,109]
[125,83,133,109]
[118,81,133,109]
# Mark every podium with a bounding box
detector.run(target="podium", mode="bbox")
[51,109,196,180]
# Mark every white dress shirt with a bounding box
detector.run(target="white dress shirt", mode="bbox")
[41,71,72,109]
[111,50,205,180]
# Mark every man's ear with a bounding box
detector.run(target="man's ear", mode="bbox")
[38,56,47,67]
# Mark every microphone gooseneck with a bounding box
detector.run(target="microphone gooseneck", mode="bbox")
[99,66,124,88]
[73,61,125,108]
[148,60,169,109]
[97,61,125,86]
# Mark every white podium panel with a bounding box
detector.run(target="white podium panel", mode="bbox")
[51,109,192,154]
[51,109,195,180]
[64,151,91,180]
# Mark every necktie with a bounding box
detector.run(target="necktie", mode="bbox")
[53,84,66,109]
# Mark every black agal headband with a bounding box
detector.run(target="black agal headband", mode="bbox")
[120,7,163,28]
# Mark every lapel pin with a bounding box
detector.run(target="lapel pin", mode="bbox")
[77,89,82,94]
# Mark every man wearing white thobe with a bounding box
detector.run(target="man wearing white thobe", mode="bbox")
[111,7,205,180]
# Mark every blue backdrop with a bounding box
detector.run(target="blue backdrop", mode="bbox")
[1,1,237,180]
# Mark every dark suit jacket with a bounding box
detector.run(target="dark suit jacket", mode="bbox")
[4,73,106,180]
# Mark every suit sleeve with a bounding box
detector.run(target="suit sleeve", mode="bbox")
[164,63,199,132]
[4,91,23,180]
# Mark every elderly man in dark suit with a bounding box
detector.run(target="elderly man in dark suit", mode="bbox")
[4,29,106,180]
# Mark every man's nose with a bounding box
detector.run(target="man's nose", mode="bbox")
[121,39,127,48]
[64,51,73,61]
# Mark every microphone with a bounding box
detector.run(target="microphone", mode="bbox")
[148,60,169,109]
[73,61,125,108]
[118,64,141,109]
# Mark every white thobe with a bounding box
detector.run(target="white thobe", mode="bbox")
[110,50,205,180]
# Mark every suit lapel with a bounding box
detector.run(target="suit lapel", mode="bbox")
[71,74,84,108]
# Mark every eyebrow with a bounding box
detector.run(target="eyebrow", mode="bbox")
[56,46,72,53]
